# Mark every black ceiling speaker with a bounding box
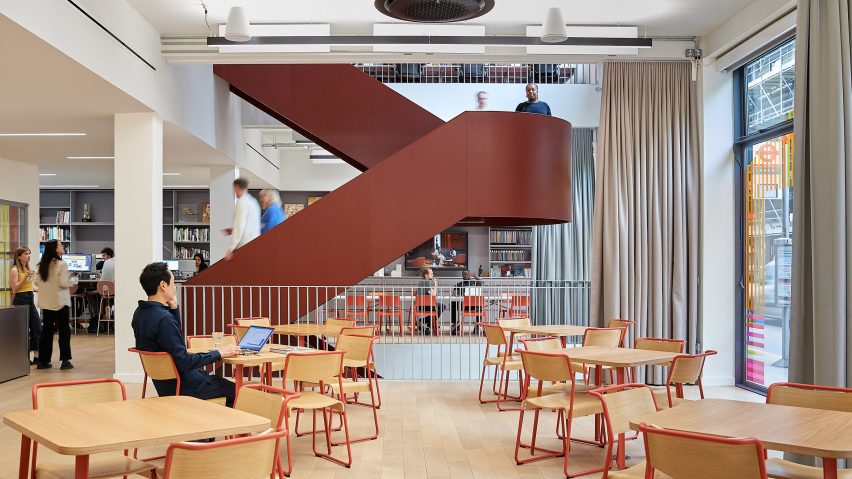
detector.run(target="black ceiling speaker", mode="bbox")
[375,0,495,23]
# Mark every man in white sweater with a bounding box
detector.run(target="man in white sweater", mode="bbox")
[224,177,261,260]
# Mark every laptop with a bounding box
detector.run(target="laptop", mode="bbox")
[237,325,275,354]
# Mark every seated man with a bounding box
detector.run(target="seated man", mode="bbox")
[132,262,240,406]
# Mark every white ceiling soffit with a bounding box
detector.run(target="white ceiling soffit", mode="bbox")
[372,24,486,54]
[714,10,796,71]
[216,24,331,53]
[525,26,640,55]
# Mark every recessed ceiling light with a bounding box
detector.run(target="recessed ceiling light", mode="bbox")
[39,173,57,176]
[0,133,86,137]
[66,156,114,160]
[162,172,182,176]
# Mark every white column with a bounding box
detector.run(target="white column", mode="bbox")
[209,165,238,263]
[113,113,163,383]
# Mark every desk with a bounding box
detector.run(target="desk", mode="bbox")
[629,399,852,479]
[3,396,270,479]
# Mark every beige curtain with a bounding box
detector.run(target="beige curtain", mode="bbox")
[790,0,851,389]
[591,61,700,382]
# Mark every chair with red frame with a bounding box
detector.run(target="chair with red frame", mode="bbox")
[95,279,116,335]
[410,294,439,336]
[763,382,852,479]
[500,292,530,318]
[128,348,228,405]
[606,318,635,347]
[458,294,487,336]
[478,323,525,411]
[31,378,158,479]
[652,350,718,408]
[586,383,661,475]
[631,337,686,383]
[338,326,382,408]
[374,293,404,333]
[284,350,353,468]
[340,293,369,325]
[571,327,625,385]
[514,349,606,478]
[519,336,592,399]
[233,385,301,478]
[161,428,288,479]
[618,422,769,479]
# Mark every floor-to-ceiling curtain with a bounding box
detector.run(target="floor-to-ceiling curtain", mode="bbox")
[591,62,700,382]
[532,128,595,326]
[789,0,851,390]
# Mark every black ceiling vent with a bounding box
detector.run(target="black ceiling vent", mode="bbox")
[375,0,495,23]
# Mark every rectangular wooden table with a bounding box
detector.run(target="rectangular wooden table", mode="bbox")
[3,396,271,479]
[188,347,315,397]
[629,398,852,479]
[559,346,680,385]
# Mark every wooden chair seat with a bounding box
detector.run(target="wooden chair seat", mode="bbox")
[766,458,852,479]
[300,378,373,395]
[484,356,523,369]
[608,461,673,479]
[652,389,686,409]
[288,390,345,412]
[521,391,603,417]
[526,382,594,398]
[36,454,157,479]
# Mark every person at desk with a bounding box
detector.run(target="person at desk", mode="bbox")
[10,247,41,365]
[414,267,445,335]
[95,247,114,276]
[34,239,77,370]
[515,83,551,116]
[132,262,240,406]
[193,253,208,273]
[450,270,483,336]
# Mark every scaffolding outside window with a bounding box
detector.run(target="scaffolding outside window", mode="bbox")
[744,40,795,135]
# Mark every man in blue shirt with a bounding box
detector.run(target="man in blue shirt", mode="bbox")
[515,83,552,116]
[131,262,240,406]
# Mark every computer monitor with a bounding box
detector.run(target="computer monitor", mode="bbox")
[165,260,180,272]
[65,254,92,272]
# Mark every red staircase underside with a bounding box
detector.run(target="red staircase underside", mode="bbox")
[184,65,572,327]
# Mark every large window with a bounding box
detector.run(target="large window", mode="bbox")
[735,39,795,392]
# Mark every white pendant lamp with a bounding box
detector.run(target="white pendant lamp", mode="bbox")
[541,7,568,43]
[224,6,251,42]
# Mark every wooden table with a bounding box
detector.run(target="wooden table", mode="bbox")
[3,396,270,479]
[502,324,590,346]
[274,324,343,346]
[559,346,680,385]
[629,398,852,479]
[188,347,313,398]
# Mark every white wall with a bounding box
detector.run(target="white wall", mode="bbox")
[279,149,360,191]
[0,157,39,262]
[699,60,737,386]
[388,83,601,127]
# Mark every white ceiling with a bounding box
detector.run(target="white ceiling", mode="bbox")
[128,0,753,37]
[0,13,233,188]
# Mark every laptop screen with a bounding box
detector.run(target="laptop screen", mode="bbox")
[237,325,275,351]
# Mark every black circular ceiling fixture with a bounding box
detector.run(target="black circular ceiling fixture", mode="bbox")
[375,0,495,23]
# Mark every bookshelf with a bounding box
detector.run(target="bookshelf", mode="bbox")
[39,189,114,254]
[488,226,532,277]
[164,189,210,260]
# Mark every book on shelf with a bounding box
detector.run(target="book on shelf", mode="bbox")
[40,226,70,242]
[490,249,532,262]
[51,210,70,224]
[174,227,209,242]
[489,228,531,245]
[174,245,209,260]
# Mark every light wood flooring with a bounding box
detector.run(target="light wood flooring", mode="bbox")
[0,334,763,478]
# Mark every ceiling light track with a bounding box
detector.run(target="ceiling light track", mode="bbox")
[207,35,652,48]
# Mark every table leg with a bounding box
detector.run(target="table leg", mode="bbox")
[297,336,305,347]
[265,361,273,385]
[74,455,89,479]
[617,432,626,469]
[822,458,837,479]
[18,435,31,479]
[234,364,244,402]
[616,367,626,385]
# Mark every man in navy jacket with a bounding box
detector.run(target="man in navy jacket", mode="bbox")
[132,262,240,406]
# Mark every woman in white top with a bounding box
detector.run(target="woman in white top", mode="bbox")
[33,239,77,370]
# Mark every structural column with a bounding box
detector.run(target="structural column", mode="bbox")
[209,165,238,263]
[113,113,163,382]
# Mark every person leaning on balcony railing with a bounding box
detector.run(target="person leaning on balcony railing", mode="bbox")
[131,262,240,406]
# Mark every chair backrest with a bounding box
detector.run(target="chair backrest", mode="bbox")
[335,334,374,363]
[607,318,634,329]
[33,378,125,409]
[519,350,574,383]
[129,348,179,381]
[284,350,344,384]
[520,336,562,352]
[668,350,718,385]
[378,294,401,308]
[234,317,271,341]
[339,325,377,337]
[766,383,852,412]
[582,327,623,348]
[588,384,658,436]
[69,283,78,295]
[479,323,508,347]
[498,317,531,329]
[414,295,436,308]
[463,296,485,308]
[510,294,530,308]
[641,423,768,479]
[163,428,285,479]
[345,294,366,308]
[326,317,357,328]
[97,280,115,297]
[635,337,686,354]
[186,334,237,350]
[235,385,300,429]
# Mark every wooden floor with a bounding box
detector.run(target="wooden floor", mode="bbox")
[0,335,763,478]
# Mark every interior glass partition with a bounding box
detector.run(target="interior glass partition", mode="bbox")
[0,200,28,307]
